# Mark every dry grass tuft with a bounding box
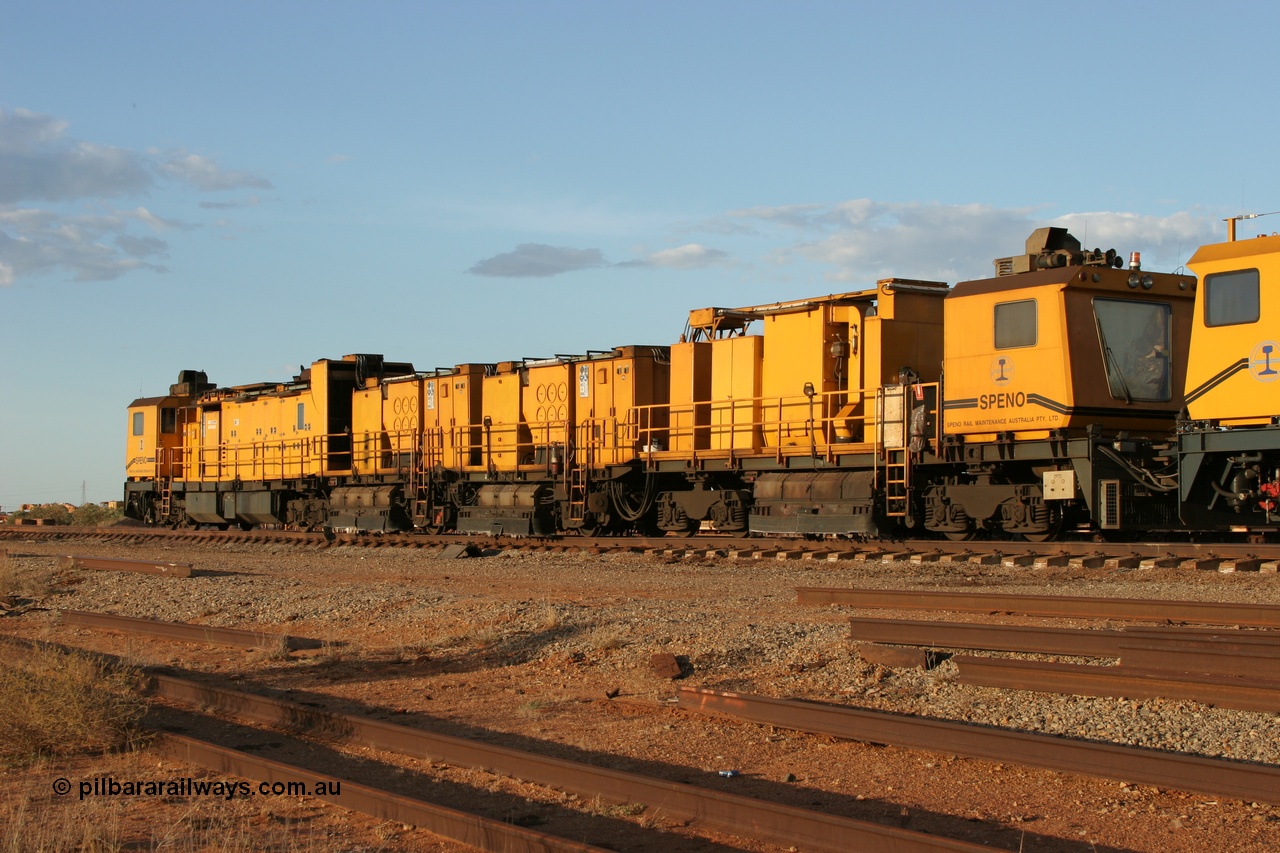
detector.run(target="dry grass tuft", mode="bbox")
[0,644,147,766]
[248,633,292,664]
[0,552,56,600]
[0,776,127,853]
[313,638,359,668]
[1,764,354,852]
[536,602,563,632]
[587,624,627,651]
[586,796,647,818]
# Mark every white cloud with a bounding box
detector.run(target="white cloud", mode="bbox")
[1052,210,1215,267]
[635,243,728,270]
[156,151,272,191]
[714,200,1215,283]
[0,108,151,203]
[0,206,170,282]
[199,195,262,211]
[468,243,607,278]
[127,206,181,230]
[0,108,269,284]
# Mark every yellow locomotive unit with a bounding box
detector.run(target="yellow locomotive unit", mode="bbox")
[943,228,1194,442]
[125,223,1280,541]
[927,229,1195,540]
[1178,224,1280,532]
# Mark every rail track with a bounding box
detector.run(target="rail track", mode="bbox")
[24,603,1280,810]
[10,535,1280,845]
[675,688,1280,807]
[5,524,1280,571]
[3,633,993,852]
[11,610,1280,849]
[806,585,1280,717]
[156,732,614,853]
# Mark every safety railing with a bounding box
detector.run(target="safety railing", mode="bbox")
[627,382,942,465]
[153,382,942,485]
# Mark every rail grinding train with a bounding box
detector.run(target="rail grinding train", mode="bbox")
[123,223,1280,542]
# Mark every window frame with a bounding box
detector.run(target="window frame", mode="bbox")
[1204,268,1260,327]
[994,299,1038,349]
[1091,296,1174,403]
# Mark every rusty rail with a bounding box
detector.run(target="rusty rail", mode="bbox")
[6,524,1280,568]
[799,587,1280,627]
[151,675,992,853]
[848,617,1280,661]
[154,732,609,853]
[1122,624,1280,647]
[676,688,1280,806]
[1119,642,1280,680]
[59,609,320,650]
[63,554,193,577]
[848,617,1126,656]
[952,655,1280,714]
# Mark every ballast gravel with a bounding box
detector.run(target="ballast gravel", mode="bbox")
[4,536,1280,852]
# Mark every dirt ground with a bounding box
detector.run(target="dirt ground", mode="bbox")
[3,537,1280,852]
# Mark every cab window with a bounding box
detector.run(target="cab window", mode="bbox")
[995,300,1036,348]
[132,412,145,436]
[160,408,177,434]
[1093,298,1172,402]
[1204,269,1259,326]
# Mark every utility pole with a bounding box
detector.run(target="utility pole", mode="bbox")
[82,481,86,505]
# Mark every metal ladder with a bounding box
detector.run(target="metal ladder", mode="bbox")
[566,426,594,523]
[157,471,172,522]
[877,385,911,520]
[567,465,587,522]
[883,447,909,518]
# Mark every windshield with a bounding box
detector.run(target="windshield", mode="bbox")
[1093,298,1172,403]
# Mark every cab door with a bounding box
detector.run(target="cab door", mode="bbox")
[200,408,222,479]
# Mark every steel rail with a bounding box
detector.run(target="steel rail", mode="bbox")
[63,554,193,577]
[1119,643,1280,681]
[5,523,1280,566]
[800,587,1280,627]
[150,674,993,853]
[952,655,1280,713]
[676,688,1280,806]
[848,617,1126,657]
[849,617,1280,661]
[153,732,610,853]
[1121,624,1280,646]
[59,609,321,650]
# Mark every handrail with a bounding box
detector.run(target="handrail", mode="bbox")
[163,381,943,483]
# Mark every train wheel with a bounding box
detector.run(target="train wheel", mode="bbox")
[943,529,976,542]
[1015,508,1062,542]
[673,519,699,537]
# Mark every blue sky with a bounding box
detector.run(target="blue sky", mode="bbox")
[2,1,1278,506]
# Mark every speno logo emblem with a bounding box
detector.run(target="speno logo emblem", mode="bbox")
[1249,341,1280,383]
[990,357,1014,385]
